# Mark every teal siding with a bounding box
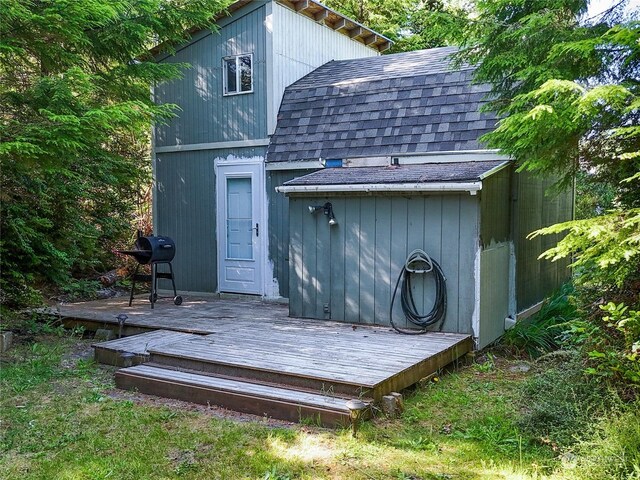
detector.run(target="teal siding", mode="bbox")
[154,4,268,147]
[480,166,512,247]
[477,166,513,348]
[155,151,217,292]
[514,172,573,310]
[266,169,316,298]
[155,146,267,294]
[289,194,479,333]
[479,244,510,349]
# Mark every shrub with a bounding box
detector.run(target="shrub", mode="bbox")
[500,284,577,358]
[586,302,640,384]
[559,297,640,397]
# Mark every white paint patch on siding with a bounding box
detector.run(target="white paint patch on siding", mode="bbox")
[472,245,481,348]
[508,240,517,317]
[269,2,378,134]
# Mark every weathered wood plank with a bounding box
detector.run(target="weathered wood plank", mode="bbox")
[405,197,425,324]
[439,195,461,333]
[149,345,386,385]
[116,366,353,427]
[391,197,409,329]
[315,199,331,319]
[289,198,304,315]
[359,197,376,324]
[196,332,457,362]
[55,295,472,404]
[372,336,473,395]
[301,197,318,318]
[344,198,361,322]
[93,330,195,366]
[374,197,392,325]
[330,198,346,321]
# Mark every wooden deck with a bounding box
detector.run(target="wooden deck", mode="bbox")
[55,295,473,426]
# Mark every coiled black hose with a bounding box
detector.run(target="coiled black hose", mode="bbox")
[389,249,447,335]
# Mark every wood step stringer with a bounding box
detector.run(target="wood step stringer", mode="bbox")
[115,365,362,427]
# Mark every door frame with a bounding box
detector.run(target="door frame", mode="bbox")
[214,156,266,295]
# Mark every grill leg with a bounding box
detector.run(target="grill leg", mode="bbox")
[128,264,139,307]
[168,262,178,297]
[151,263,156,309]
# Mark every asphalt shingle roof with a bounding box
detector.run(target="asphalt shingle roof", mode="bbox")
[266,47,498,163]
[282,161,508,186]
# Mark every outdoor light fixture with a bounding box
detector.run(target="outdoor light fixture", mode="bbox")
[345,399,368,436]
[308,202,337,227]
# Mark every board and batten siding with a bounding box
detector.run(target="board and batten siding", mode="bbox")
[288,194,479,334]
[514,172,573,311]
[480,166,512,247]
[154,3,268,148]
[479,244,511,349]
[268,2,378,134]
[155,151,217,293]
[476,166,514,349]
[267,169,317,298]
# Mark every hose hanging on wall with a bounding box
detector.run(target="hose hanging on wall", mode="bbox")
[389,249,447,335]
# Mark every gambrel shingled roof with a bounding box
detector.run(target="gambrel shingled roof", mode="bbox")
[266,47,498,163]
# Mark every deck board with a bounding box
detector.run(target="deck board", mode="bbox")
[124,365,352,411]
[92,330,195,366]
[153,337,442,376]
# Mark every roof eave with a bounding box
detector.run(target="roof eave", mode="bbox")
[148,0,253,58]
[277,1,393,52]
[276,181,483,195]
[148,0,393,58]
[478,160,511,179]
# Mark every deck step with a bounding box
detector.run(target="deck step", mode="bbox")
[148,336,379,398]
[92,330,196,366]
[115,365,361,427]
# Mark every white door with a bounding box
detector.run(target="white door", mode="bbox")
[216,162,263,294]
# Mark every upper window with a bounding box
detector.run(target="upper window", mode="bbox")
[223,54,253,95]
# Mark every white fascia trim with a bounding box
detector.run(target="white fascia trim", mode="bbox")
[155,138,270,154]
[393,150,511,165]
[276,181,482,194]
[213,154,265,167]
[478,160,512,179]
[265,1,276,135]
[266,160,324,171]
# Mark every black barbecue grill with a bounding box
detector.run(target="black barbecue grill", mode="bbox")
[118,232,182,309]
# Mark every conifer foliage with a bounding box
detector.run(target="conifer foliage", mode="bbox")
[462,0,640,290]
[0,0,229,304]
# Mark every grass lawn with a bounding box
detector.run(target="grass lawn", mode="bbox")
[0,333,579,479]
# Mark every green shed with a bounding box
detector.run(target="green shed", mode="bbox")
[269,50,573,349]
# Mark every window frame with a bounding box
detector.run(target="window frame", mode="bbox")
[222,53,254,96]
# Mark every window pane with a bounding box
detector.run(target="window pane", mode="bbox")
[239,55,252,92]
[226,177,253,259]
[225,58,237,93]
